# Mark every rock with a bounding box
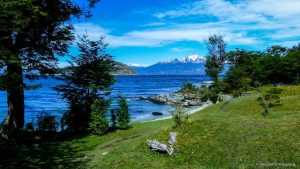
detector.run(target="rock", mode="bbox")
[152,112,163,116]
[139,96,148,100]
[182,101,189,107]
[146,92,205,107]
[188,100,200,106]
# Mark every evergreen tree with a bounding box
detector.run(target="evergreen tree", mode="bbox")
[0,0,100,134]
[55,35,115,133]
[89,99,109,135]
[117,96,130,129]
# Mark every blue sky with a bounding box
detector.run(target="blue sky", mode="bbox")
[62,0,300,67]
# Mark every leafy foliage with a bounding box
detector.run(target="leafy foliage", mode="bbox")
[171,106,192,128]
[181,81,196,92]
[172,106,185,128]
[224,44,300,93]
[0,0,100,133]
[55,35,115,133]
[258,93,281,116]
[37,114,58,140]
[204,34,227,84]
[267,88,283,95]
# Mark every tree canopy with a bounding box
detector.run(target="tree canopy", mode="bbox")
[0,0,100,136]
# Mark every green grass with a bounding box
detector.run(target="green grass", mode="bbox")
[1,86,299,169]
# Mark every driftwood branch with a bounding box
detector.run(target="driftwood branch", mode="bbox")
[147,132,177,155]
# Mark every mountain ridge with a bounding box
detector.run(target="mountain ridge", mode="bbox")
[130,54,208,75]
[158,53,206,64]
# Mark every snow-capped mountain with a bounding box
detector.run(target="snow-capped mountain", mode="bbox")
[160,54,206,64]
[131,54,208,75]
[126,63,149,67]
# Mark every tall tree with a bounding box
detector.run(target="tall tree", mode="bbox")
[0,0,100,134]
[204,34,227,89]
[55,35,115,133]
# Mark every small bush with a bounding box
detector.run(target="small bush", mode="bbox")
[37,113,58,140]
[117,96,131,129]
[258,95,270,116]
[200,95,209,102]
[209,92,219,104]
[172,106,188,128]
[200,90,219,104]
[267,88,283,94]
[89,99,110,135]
[22,122,36,144]
[181,82,196,92]
[258,93,281,116]
[232,89,242,97]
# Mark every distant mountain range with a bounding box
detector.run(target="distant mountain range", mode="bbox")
[59,62,137,75]
[130,54,209,75]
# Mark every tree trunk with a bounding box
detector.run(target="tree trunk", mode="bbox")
[4,63,24,131]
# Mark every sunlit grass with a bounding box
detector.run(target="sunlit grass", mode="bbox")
[1,86,299,169]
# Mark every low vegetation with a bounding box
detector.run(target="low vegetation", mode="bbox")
[1,85,299,168]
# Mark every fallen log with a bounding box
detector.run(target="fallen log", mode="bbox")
[147,132,176,155]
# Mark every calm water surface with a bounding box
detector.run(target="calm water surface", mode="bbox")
[0,75,210,123]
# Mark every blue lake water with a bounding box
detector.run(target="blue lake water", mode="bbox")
[0,75,210,124]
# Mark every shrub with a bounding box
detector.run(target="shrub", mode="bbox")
[117,96,131,129]
[172,106,183,127]
[89,99,110,135]
[258,95,271,116]
[37,113,58,140]
[258,93,281,116]
[232,89,242,97]
[172,106,189,128]
[200,95,209,102]
[23,122,36,144]
[267,88,283,94]
[209,92,219,104]
[200,90,219,104]
[181,82,196,92]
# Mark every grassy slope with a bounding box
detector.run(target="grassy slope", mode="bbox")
[1,86,299,169]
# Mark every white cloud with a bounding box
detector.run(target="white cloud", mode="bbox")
[73,0,300,48]
[127,63,149,67]
[154,0,300,42]
[74,22,260,48]
[170,47,196,52]
[155,0,300,22]
[269,40,300,48]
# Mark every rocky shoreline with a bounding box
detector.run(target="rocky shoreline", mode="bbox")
[140,90,234,107]
[145,92,202,107]
[140,90,206,107]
